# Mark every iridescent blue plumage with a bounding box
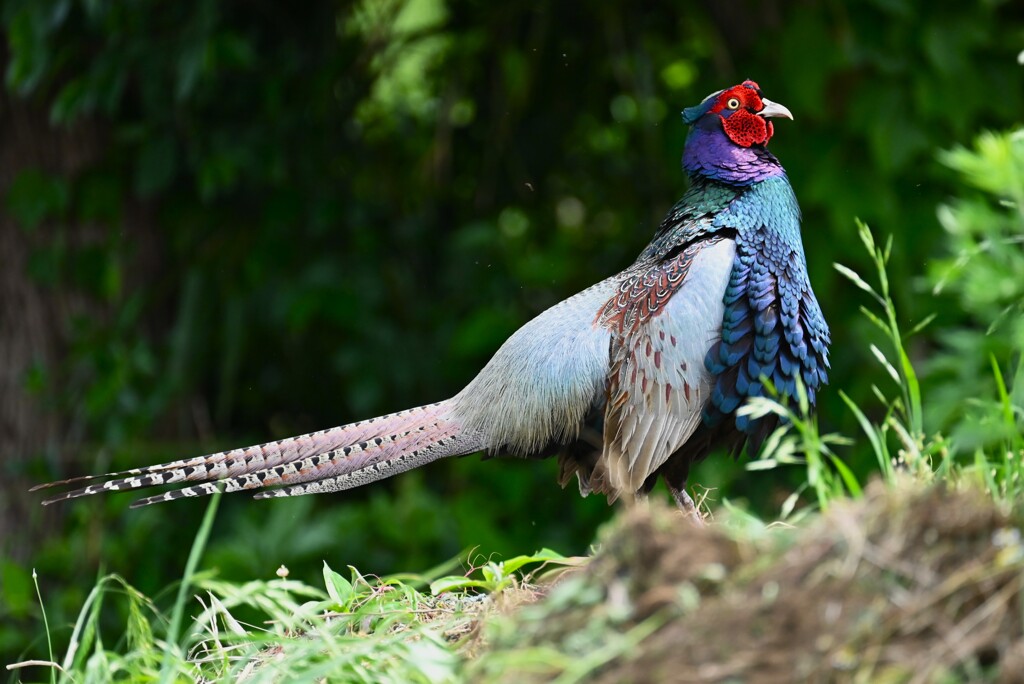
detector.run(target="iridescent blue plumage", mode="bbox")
[704,176,831,442]
[657,84,831,453]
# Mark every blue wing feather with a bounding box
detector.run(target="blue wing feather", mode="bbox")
[699,175,831,444]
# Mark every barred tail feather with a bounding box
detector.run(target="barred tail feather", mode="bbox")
[135,426,477,507]
[254,432,464,499]
[33,402,446,493]
[38,401,480,506]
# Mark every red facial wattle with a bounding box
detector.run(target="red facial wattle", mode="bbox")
[722,110,772,147]
[680,80,793,153]
[705,84,774,148]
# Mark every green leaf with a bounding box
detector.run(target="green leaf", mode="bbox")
[907,313,937,338]
[828,454,863,498]
[869,344,902,385]
[429,575,490,595]
[833,262,876,296]
[50,76,94,123]
[842,391,891,479]
[497,548,566,576]
[746,458,779,471]
[5,6,49,94]
[323,562,354,608]
[4,169,69,231]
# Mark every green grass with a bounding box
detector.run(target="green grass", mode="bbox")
[11,537,572,682]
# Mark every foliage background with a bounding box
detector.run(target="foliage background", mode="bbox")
[2,0,1022,666]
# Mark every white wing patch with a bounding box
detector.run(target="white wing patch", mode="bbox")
[599,238,735,496]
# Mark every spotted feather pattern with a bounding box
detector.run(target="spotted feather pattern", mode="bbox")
[624,173,829,462]
[589,236,735,497]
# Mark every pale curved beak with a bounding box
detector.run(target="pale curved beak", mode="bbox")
[758,98,793,120]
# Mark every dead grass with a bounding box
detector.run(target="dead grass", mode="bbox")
[476,479,1024,683]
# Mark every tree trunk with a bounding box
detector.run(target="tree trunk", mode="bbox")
[0,84,103,561]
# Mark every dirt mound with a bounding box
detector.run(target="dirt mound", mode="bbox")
[479,481,1024,683]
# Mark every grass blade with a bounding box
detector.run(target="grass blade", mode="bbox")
[160,492,221,683]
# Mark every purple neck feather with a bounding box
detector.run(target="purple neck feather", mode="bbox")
[681,126,784,186]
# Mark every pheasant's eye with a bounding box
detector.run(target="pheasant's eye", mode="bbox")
[726,98,740,110]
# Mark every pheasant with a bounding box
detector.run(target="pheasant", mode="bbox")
[34,80,830,515]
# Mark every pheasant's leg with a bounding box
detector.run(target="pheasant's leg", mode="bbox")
[666,482,705,526]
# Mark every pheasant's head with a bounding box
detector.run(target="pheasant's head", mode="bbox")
[682,80,792,148]
[681,80,792,184]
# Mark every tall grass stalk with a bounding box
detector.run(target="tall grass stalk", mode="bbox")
[160,491,221,683]
[834,219,930,452]
[33,568,57,684]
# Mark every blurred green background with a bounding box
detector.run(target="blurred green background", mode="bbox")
[2,0,1022,666]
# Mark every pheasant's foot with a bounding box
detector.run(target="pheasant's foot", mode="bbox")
[668,484,705,526]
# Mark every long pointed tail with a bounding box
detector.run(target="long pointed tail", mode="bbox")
[33,401,484,507]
